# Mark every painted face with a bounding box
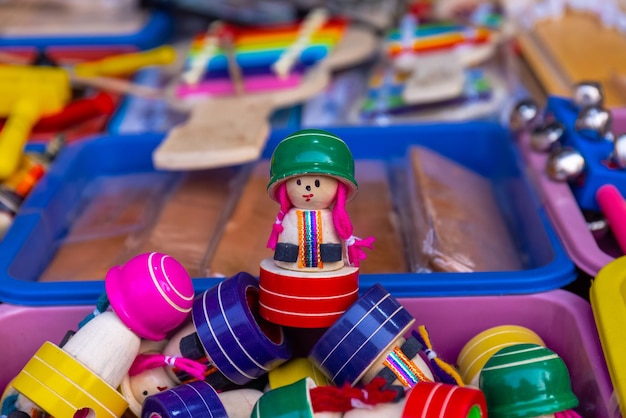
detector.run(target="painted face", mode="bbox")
[129,367,173,406]
[286,175,338,210]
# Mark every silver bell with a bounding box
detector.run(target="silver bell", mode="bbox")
[574,105,613,139]
[573,81,604,108]
[546,147,585,182]
[530,121,565,152]
[611,133,626,168]
[509,98,539,132]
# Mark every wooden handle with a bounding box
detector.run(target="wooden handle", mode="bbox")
[0,99,41,179]
[73,45,176,78]
[153,95,273,170]
[271,8,329,79]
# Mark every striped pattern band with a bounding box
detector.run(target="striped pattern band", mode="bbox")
[142,380,227,418]
[193,272,292,385]
[383,346,430,388]
[11,342,128,418]
[297,210,323,268]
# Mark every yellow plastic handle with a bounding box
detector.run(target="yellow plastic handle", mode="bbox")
[0,99,41,179]
[0,65,70,115]
[73,45,177,78]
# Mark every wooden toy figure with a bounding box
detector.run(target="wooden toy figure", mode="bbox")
[160,272,292,390]
[251,377,396,418]
[259,129,374,328]
[309,284,462,396]
[343,382,488,418]
[479,343,581,417]
[5,252,195,418]
[457,325,546,386]
[120,340,209,417]
[141,379,264,418]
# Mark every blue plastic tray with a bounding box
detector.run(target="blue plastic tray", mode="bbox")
[0,123,576,305]
[0,10,172,50]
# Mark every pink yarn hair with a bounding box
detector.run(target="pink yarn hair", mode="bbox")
[266,183,292,250]
[129,353,207,382]
[266,181,375,266]
[332,182,375,267]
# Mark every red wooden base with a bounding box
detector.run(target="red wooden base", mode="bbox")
[258,258,359,328]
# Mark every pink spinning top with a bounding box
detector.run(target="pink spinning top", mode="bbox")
[106,252,195,341]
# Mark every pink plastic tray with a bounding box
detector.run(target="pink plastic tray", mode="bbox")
[517,106,626,276]
[0,289,615,417]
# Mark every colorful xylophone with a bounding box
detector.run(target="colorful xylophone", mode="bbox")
[176,18,348,99]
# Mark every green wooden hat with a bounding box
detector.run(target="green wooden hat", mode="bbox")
[267,129,358,202]
[479,343,579,418]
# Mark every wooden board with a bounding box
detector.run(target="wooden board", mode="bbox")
[39,168,241,281]
[135,168,243,277]
[152,95,275,171]
[517,10,626,108]
[407,146,522,273]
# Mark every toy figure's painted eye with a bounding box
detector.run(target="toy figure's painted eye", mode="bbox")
[143,390,148,396]
[315,179,320,188]
[297,179,301,185]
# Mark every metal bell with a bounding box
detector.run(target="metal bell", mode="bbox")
[611,133,626,168]
[573,81,604,108]
[546,147,585,182]
[574,105,613,139]
[530,121,565,152]
[509,98,539,132]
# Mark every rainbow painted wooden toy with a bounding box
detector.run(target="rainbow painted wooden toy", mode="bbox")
[153,9,378,171]
[176,12,347,99]
[359,13,500,121]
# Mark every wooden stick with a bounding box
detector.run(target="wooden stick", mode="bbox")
[0,49,164,99]
[220,32,245,96]
[70,74,163,99]
[181,22,222,86]
[271,8,329,79]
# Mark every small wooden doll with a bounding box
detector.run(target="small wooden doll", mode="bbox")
[259,129,374,328]
[120,340,207,417]
[309,284,462,395]
[6,252,195,418]
[266,128,374,272]
[479,343,581,417]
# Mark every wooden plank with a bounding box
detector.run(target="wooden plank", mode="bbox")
[517,10,626,108]
[40,168,242,281]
